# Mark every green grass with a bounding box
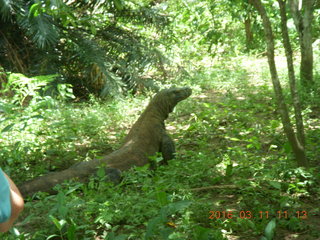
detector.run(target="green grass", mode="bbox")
[1,55,320,240]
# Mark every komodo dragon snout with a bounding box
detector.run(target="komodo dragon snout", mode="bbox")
[170,87,192,103]
[155,87,192,103]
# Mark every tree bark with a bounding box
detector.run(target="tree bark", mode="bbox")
[277,0,305,147]
[244,15,254,51]
[249,0,308,167]
[288,0,315,89]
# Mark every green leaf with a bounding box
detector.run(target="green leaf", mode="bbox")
[135,164,150,172]
[67,221,76,240]
[283,142,292,154]
[156,191,169,206]
[57,192,68,217]
[202,103,212,108]
[113,235,128,240]
[29,3,41,18]
[162,200,192,216]
[1,123,14,133]
[114,235,128,240]
[269,181,281,190]
[90,24,97,35]
[46,234,60,240]
[193,226,211,240]
[65,183,83,195]
[270,120,280,129]
[264,218,276,240]
[49,215,62,230]
[225,164,233,178]
[229,137,240,141]
[159,227,174,239]
[96,167,106,179]
[113,0,124,10]
[145,217,162,240]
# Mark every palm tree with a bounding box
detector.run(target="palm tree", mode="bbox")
[0,0,168,97]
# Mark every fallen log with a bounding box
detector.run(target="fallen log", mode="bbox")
[19,87,192,197]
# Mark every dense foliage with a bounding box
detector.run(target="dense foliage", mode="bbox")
[0,0,320,239]
[0,0,172,96]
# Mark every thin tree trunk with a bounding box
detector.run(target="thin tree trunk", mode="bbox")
[244,15,254,51]
[277,0,305,147]
[288,0,314,89]
[249,0,308,167]
[300,0,314,88]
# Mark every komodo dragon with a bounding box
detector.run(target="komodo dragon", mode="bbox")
[19,87,192,196]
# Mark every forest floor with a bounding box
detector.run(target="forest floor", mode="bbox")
[190,87,320,240]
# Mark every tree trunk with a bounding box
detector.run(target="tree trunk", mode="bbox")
[288,0,315,89]
[249,0,308,167]
[277,0,305,147]
[244,15,254,51]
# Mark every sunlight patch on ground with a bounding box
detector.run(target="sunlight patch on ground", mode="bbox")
[201,56,216,68]
[227,235,241,240]
[236,96,246,100]
[197,93,208,99]
[166,125,176,131]
[283,233,300,239]
[107,131,118,140]
[238,55,297,87]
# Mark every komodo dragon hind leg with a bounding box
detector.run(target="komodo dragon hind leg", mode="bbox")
[160,133,176,165]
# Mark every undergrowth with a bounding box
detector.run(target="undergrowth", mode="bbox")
[1,56,320,240]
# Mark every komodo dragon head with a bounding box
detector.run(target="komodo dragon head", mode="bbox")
[151,87,192,118]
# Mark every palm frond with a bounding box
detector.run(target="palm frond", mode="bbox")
[60,31,124,96]
[18,12,59,48]
[0,0,14,20]
[0,0,171,97]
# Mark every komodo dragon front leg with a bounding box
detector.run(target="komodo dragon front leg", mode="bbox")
[160,132,176,165]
